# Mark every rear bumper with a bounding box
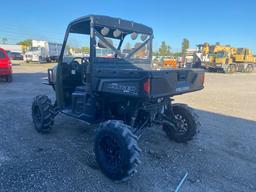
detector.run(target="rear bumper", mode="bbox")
[0,68,12,76]
[24,55,39,62]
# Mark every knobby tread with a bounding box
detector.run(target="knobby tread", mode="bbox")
[32,95,55,133]
[173,103,201,130]
[163,103,200,143]
[95,120,141,181]
[104,121,141,168]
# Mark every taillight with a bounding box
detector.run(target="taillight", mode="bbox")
[8,60,12,67]
[143,79,151,94]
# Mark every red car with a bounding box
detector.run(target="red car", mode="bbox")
[0,48,12,82]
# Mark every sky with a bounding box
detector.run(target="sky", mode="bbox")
[1,0,256,52]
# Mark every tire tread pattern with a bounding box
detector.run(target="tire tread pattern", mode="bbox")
[32,95,54,133]
[163,103,200,143]
[95,120,141,181]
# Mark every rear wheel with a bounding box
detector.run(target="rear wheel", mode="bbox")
[225,64,236,74]
[46,58,52,63]
[225,65,232,73]
[94,120,141,181]
[232,65,237,73]
[163,104,200,143]
[32,95,55,133]
[245,65,253,73]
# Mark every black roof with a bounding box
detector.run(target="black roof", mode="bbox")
[68,15,153,36]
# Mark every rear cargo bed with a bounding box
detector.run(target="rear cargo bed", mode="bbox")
[149,69,204,98]
[94,68,205,98]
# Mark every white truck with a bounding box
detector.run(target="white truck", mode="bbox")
[24,40,62,63]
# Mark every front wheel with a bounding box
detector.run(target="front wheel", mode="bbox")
[32,95,55,133]
[94,120,141,181]
[163,104,200,143]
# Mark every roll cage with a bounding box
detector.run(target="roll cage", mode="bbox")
[56,15,154,107]
[59,15,153,65]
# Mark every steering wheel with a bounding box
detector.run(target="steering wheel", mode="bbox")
[70,57,84,70]
[70,57,89,84]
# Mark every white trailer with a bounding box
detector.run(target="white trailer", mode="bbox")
[0,44,22,53]
[24,40,62,63]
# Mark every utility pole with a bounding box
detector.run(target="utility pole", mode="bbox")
[1,37,8,44]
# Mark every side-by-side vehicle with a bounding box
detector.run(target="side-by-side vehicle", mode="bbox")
[32,15,204,181]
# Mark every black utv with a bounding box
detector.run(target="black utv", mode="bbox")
[32,15,205,181]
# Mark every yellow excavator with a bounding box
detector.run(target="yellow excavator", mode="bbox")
[199,43,233,65]
[200,43,256,73]
[214,47,255,73]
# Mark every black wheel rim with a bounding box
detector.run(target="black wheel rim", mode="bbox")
[174,114,189,134]
[99,135,121,169]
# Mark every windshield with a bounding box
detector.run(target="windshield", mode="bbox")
[216,51,228,58]
[62,33,90,64]
[29,47,39,52]
[61,23,153,65]
[94,29,152,64]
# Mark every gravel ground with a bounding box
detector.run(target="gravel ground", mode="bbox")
[0,63,255,192]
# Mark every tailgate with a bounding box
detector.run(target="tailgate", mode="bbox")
[149,69,204,98]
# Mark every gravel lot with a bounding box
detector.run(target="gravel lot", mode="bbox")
[0,63,255,192]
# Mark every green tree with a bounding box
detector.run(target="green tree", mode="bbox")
[17,39,32,53]
[17,39,32,47]
[81,46,90,54]
[153,51,159,57]
[173,52,182,57]
[159,41,171,56]
[182,38,189,55]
